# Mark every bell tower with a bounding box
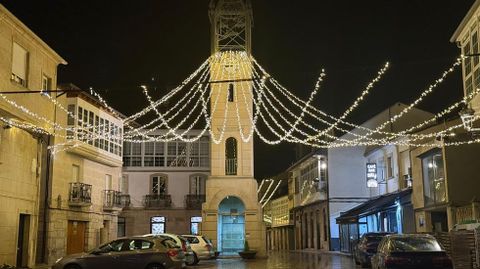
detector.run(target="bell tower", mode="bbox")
[202,0,265,256]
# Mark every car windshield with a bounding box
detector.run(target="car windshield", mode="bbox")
[391,237,442,252]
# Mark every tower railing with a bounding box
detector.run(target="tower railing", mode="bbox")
[225,158,237,175]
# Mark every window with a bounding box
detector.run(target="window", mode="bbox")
[377,158,385,181]
[422,150,446,206]
[228,83,234,102]
[190,217,202,235]
[225,137,237,175]
[42,74,52,96]
[11,42,28,87]
[150,216,166,234]
[190,175,206,195]
[128,239,154,250]
[120,175,129,194]
[72,165,80,182]
[386,156,393,179]
[151,175,167,195]
[117,217,126,237]
[105,174,112,190]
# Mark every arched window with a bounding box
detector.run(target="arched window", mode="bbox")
[225,137,237,175]
[228,83,234,102]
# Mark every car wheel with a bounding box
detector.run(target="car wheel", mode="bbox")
[186,254,196,266]
[192,252,199,265]
[64,264,81,269]
[145,263,164,269]
[354,256,360,265]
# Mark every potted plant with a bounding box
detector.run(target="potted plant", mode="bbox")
[238,240,257,259]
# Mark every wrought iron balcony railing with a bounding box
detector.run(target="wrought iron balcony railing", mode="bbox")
[103,190,122,210]
[69,182,92,206]
[144,194,172,209]
[119,194,131,207]
[225,158,237,175]
[186,194,206,209]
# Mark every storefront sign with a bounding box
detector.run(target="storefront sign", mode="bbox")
[366,163,378,188]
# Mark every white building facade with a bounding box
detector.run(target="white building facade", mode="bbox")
[121,130,210,236]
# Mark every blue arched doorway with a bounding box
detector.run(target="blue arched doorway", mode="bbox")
[217,196,245,254]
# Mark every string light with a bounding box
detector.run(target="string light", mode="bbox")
[262,180,282,208]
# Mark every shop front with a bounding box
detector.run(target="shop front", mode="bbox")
[336,188,413,253]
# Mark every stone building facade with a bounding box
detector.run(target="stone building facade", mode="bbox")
[411,119,480,233]
[42,84,125,265]
[202,0,266,257]
[0,4,66,267]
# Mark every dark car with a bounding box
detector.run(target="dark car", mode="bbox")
[354,232,392,268]
[371,234,453,269]
[52,236,185,269]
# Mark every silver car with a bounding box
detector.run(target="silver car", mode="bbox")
[182,235,215,265]
[52,236,184,269]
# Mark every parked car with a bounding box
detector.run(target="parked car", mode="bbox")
[142,233,195,266]
[371,234,453,269]
[354,232,392,268]
[52,236,184,269]
[182,235,215,264]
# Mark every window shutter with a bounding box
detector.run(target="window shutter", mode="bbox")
[12,43,28,80]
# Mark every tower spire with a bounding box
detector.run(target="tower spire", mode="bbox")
[209,0,253,54]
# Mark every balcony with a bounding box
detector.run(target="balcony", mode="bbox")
[144,194,172,209]
[69,182,92,207]
[186,194,206,210]
[225,158,237,175]
[103,190,124,211]
[119,194,131,207]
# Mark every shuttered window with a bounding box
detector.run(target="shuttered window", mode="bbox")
[11,42,28,86]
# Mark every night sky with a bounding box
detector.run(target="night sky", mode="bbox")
[0,0,474,180]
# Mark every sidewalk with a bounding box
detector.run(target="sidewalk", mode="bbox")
[290,249,353,257]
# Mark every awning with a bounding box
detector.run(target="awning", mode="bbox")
[336,188,412,224]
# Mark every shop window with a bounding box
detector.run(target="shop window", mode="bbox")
[191,216,202,235]
[150,216,166,234]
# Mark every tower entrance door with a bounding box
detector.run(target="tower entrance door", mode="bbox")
[217,196,245,254]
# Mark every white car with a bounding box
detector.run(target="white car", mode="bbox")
[141,233,195,266]
[182,235,215,264]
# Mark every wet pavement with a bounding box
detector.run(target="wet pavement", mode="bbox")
[188,251,356,269]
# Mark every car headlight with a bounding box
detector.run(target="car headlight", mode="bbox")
[55,257,63,264]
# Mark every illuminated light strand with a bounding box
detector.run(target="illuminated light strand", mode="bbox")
[254,60,407,141]
[261,60,463,144]
[251,56,398,139]
[343,57,463,146]
[262,180,282,208]
[259,179,275,204]
[124,66,211,139]
[123,66,214,143]
[257,179,267,194]
[235,54,269,143]
[136,75,208,141]
[0,93,61,131]
[249,64,384,146]
[397,88,480,135]
[306,62,390,142]
[206,51,234,144]
[125,58,210,123]
[128,77,213,143]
